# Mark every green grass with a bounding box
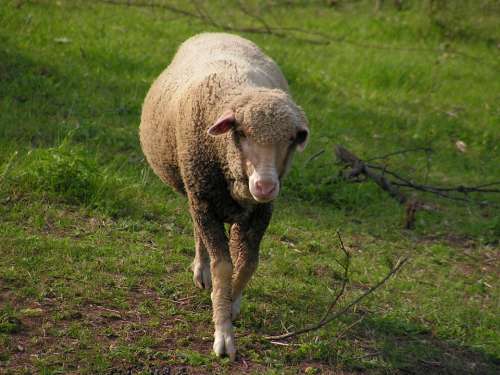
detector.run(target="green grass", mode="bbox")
[1,0,499,373]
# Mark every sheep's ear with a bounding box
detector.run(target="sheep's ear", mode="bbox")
[207,111,235,136]
[296,125,309,152]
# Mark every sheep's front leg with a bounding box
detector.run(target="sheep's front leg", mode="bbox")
[192,226,211,289]
[210,257,235,360]
[189,202,235,360]
[229,224,258,321]
[230,204,272,320]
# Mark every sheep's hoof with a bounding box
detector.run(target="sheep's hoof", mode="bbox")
[192,261,212,289]
[231,294,242,321]
[213,322,236,361]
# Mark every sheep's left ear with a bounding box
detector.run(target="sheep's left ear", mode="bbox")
[296,125,309,152]
[207,111,235,136]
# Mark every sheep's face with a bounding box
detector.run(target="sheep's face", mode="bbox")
[208,92,309,203]
[240,138,295,203]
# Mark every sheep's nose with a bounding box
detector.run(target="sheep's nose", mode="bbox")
[255,180,277,197]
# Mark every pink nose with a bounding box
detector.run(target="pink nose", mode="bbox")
[255,180,277,197]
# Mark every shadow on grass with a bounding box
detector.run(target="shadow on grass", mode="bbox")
[270,312,500,374]
[353,315,500,374]
[0,37,145,158]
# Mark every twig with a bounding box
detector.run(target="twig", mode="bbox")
[96,0,197,18]
[352,351,381,360]
[365,147,432,162]
[318,232,350,324]
[269,341,300,347]
[305,149,325,165]
[334,316,365,340]
[367,164,500,195]
[92,0,497,67]
[337,145,500,204]
[170,295,195,304]
[336,145,500,227]
[95,305,122,315]
[265,235,409,341]
[237,1,272,34]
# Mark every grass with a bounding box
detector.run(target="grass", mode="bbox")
[0,0,499,373]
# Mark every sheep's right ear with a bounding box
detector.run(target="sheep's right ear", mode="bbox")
[207,111,235,136]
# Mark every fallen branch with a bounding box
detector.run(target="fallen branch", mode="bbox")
[365,163,500,196]
[335,145,408,204]
[265,233,408,341]
[335,145,500,227]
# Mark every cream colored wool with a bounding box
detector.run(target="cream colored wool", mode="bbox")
[139,33,308,360]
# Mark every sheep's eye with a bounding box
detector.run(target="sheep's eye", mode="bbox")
[296,130,308,144]
[236,130,246,139]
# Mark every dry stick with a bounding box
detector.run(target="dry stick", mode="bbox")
[237,0,272,34]
[365,147,433,162]
[318,232,350,325]
[305,149,325,165]
[265,257,409,341]
[334,315,365,340]
[335,145,408,204]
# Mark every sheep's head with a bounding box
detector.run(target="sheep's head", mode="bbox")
[207,89,309,204]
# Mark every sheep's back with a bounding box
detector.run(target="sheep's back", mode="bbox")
[167,33,288,93]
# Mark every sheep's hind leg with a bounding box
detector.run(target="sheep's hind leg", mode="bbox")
[192,226,212,289]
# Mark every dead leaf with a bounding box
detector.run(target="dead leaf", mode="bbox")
[20,308,44,317]
[54,37,71,44]
[455,140,467,153]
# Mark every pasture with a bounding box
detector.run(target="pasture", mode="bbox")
[0,1,499,373]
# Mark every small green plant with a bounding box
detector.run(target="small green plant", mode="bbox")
[21,141,97,205]
[0,308,22,334]
[11,141,141,217]
[176,349,212,366]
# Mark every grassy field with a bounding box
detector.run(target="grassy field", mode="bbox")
[1,0,499,374]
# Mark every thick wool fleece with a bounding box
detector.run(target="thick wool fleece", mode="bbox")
[139,33,308,359]
[140,33,306,216]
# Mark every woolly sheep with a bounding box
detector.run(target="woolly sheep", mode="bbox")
[139,33,309,360]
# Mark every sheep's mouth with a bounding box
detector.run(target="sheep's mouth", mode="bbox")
[252,195,277,203]
[249,182,279,203]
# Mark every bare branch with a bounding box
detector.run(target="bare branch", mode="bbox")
[365,147,433,162]
[318,232,350,325]
[92,0,497,66]
[97,0,198,18]
[337,145,500,206]
[237,1,272,34]
[336,145,408,204]
[334,315,365,340]
[265,256,409,341]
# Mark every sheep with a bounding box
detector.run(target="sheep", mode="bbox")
[139,33,309,360]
